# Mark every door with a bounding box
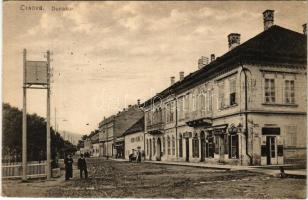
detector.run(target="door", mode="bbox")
[200,132,205,162]
[219,136,225,162]
[185,138,189,162]
[266,136,277,165]
[156,138,162,161]
[149,139,152,160]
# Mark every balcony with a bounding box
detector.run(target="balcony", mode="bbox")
[147,122,164,135]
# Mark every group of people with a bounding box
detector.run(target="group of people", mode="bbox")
[64,154,88,180]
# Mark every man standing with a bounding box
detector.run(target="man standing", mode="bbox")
[64,154,73,180]
[77,154,88,179]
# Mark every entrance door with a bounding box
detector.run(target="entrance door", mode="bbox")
[185,138,189,162]
[156,138,162,161]
[219,136,225,162]
[149,139,152,160]
[266,136,277,165]
[200,132,205,162]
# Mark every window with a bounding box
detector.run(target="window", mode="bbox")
[192,136,199,158]
[200,92,206,113]
[218,82,225,109]
[178,97,184,120]
[286,126,297,147]
[184,94,190,118]
[167,136,171,155]
[229,78,236,106]
[172,136,175,155]
[285,80,295,104]
[179,135,183,158]
[192,94,197,111]
[207,90,212,112]
[264,78,275,103]
[229,134,239,159]
[131,138,134,143]
[170,102,175,122]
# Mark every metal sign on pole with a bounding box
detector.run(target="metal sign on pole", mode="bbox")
[22,49,52,181]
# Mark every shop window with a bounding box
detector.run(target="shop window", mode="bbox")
[179,135,183,158]
[264,78,275,103]
[192,136,199,158]
[163,137,166,155]
[214,136,219,154]
[167,136,171,155]
[285,80,295,104]
[229,134,239,159]
[172,136,175,155]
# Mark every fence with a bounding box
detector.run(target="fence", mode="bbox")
[2,161,46,179]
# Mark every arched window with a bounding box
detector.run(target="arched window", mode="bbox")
[172,136,175,155]
[179,134,183,158]
[162,137,166,155]
[167,136,171,155]
[192,134,199,158]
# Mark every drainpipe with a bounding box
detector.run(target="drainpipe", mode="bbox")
[240,60,253,165]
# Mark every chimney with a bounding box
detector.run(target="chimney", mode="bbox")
[179,71,184,81]
[263,10,274,31]
[210,54,215,62]
[303,23,307,35]
[137,99,140,106]
[228,33,240,50]
[198,56,209,69]
[170,76,175,85]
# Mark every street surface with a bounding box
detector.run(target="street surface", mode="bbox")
[2,159,306,198]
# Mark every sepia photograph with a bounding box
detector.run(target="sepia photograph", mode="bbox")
[2,0,307,198]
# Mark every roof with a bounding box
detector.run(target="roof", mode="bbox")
[122,117,144,136]
[143,25,307,107]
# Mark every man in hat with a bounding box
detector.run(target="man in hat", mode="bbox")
[77,154,88,179]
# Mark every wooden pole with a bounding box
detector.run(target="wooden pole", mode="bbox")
[46,50,51,180]
[22,49,27,181]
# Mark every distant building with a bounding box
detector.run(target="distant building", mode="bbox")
[143,10,307,166]
[123,117,145,160]
[98,104,144,158]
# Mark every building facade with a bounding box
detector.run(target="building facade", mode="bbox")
[143,10,307,166]
[123,117,145,159]
[98,104,144,158]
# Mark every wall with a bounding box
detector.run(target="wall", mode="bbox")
[124,131,145,159]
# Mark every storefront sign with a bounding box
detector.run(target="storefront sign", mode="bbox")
[213,128,226,135]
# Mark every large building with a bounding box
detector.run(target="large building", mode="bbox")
[143,10,307,166]
[98,104,144,158]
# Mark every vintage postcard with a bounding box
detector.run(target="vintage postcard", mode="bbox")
[2,1,307,198]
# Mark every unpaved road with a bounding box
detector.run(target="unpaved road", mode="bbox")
[2,159,306,198]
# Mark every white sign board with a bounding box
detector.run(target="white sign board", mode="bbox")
[26,61,48,84]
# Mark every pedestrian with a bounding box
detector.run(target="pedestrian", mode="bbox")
[77,154,88,179]
[64,154,73,180]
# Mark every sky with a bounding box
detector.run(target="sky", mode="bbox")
[3,1,307,137]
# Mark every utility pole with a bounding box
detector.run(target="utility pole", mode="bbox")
[22,49,27,181]
[46,50,51,180]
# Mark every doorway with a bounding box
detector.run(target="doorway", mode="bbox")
[156,138,162,161]
[200,132,205,162]
[185,138,189,162]
[149,139,152,160]
[266,136,277,165]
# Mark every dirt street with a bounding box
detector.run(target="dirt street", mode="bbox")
[2,159,306,198]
